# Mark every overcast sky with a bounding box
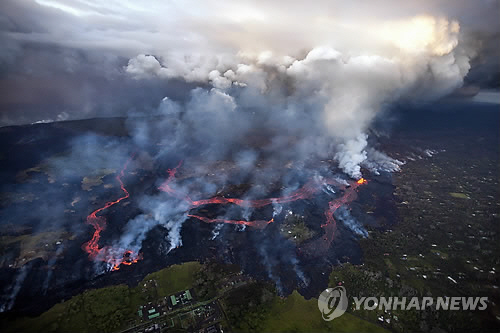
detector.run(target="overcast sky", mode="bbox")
[0,0,498,126]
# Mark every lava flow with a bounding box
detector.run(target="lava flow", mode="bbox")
[159,162,368,252]
[187,215,274,229]
[305,177,368,255]
[158,161,329,227]
[82,155,142,271]
[158,161,320,209]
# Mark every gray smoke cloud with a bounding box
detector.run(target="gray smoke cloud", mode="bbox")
[0,0,498,127]
[335,206,369,238]
[120,11,477,177]
[1,0,499,300]
[0,263,32,312]
[125,31,471,177]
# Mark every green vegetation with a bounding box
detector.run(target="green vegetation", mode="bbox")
[16,165,45,182]
[261,291,387,333]
[15,155,64,184]
[4,285,131,333]
[221,282,274,332]
[327,134,500,332]
[3,259,388,333]
[3,262,202,333]
[143,261,201,298]
[194,260,240,300]
[221,279,387,333]
[280,213,315,244]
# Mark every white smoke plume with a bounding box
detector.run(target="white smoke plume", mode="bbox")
[211,223,224,241]
[52,3,477,278]
[113,194,192,257]
[1,0,497,309]
[0,0,479,177]
[272,201,283,218]
[335,207,369,238]
[0,263,31,312]
[362,148,405,175]
[125,12,473,177]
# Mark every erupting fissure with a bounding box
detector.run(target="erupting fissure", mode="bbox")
[311,176,367,253]
[82,159,367,269]
[159,162,368,253]
[82,155,142,271]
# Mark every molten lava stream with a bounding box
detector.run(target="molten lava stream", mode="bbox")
[187,214,274,229]
[159,162,330,209]
[82,155,142,271]
[160,161,368,254]
[302,177,367,255]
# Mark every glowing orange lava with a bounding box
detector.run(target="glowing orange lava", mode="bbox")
[82,155,142,271]
[159,162,368,253]
[83,156,368,269]
[310,176,366,254]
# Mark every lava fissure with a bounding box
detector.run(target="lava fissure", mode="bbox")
[187,214,273,229]
[159,161,368,252]
[82,155,142,271]
[312,177,367,253]
[83,156,366,270]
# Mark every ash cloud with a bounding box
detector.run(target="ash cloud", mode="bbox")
[1,3,496,167]
[118,9,480,177]
[0,0,498,128]
[1,0,499,304]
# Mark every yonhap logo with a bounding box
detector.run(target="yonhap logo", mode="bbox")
[318,286,348,321]
[318,286,489,321]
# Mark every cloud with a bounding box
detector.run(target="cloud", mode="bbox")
[119,14,471,176]
[125,54,166,79]
[1,0,498,290]
[1,1,495,178]
[471,90,500,104]
[0,0,497,127]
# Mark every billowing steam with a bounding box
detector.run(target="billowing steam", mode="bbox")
[0,263,32,312]
[335,206,369,238]
[0,0,489,306]
[126,14,472,177]
[108,12,474,286]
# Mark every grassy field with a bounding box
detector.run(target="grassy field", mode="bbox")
[260,291,388,333]
[3,261,202,333]
[4,260,389,333]
[143,261,201,298]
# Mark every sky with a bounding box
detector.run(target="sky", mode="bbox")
[0,0,498,127]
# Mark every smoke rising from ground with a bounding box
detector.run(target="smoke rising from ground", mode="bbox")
[125,16,471,176]
[1,0,499,305]
[109,7,479,288]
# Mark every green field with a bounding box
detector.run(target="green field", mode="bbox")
[143,261,201,298]
[3,261,202,333]
[3,260,389,333]
[260,291,388,333]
